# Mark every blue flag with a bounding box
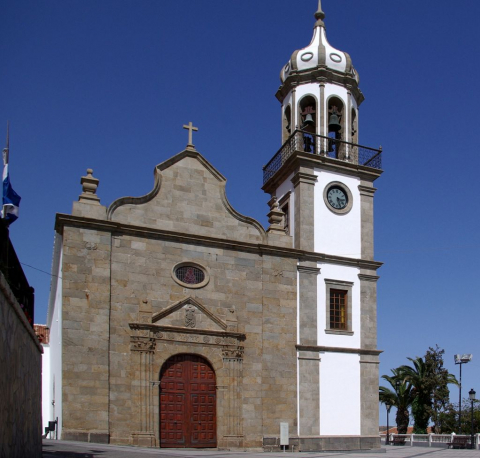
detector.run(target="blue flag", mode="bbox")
[1,145,21,225]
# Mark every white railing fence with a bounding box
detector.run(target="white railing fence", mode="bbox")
[383,433,480,449]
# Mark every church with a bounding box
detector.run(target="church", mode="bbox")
[45,2,383,451]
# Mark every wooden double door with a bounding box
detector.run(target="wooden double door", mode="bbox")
[159,354,217,448]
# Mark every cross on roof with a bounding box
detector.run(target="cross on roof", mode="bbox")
[183,122,198,150]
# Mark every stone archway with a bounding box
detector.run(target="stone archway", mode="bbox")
[159,354,216,448]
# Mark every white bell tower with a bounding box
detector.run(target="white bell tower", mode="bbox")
[263,0,383,449]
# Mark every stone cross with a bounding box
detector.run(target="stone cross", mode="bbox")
[183,122,198,149]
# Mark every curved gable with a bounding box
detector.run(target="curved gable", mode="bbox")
[108,150,266,244]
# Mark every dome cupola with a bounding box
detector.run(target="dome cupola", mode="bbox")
[276,1,364,146]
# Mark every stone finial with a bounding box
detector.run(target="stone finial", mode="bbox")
[266,196,286,234]
[78,168,100,204]
[314,0,326,27]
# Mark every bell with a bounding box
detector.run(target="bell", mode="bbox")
[328,112,342,132]
[302,113,315,128]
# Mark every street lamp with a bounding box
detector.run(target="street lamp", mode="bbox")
[385,402,392,445]
[469,389,476,450]
[455,354,472,433]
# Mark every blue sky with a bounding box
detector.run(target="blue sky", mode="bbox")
[2,0,479,427]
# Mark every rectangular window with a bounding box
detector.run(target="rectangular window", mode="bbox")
[279,191,291,236]
[325,279,353,335]
[282,203,289,235]
[330,289,347,330]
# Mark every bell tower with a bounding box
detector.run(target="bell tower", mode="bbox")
[263,1,383,449]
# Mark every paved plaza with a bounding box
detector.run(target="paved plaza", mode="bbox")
[43,441,480,458]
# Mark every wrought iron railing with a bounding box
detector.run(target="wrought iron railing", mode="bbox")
[263,129,382,184]
[0,221,35,326]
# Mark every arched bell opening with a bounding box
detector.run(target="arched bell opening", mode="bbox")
[282,105,292,143]
[350,108,358,145]
[326,96,345,159]
[159,354,217,448]
[298,95,317,153]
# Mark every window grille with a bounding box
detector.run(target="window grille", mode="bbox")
[330,289,347,330]
[175,266,205,285]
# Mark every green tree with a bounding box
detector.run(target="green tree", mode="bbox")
[425,346,458,433]
[398,356,431,433]
[379,369,414,434]
[398,346,458,434]
[437,400,480,434]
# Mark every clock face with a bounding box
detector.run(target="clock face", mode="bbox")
[327,186,348,210]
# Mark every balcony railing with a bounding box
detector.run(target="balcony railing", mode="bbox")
[263,129,382,184]
[0,221,35,326]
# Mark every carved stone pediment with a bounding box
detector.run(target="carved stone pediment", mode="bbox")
[129,297,244,355]
[129,323,245,356]
[151,296,234,332]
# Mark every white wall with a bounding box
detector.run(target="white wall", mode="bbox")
[317,263,360,349]
[314,170,361,258]
[41,344,51,435]
[46,234,63,438]
[319,351,360,435]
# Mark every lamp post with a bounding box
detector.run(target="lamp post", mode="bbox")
[469,389,476,450]
[386,402,392,445]
[455,354,472,433]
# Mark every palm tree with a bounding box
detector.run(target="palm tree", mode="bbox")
[379,370,414,434]
[398,356,431,433]
[399,353,458,433]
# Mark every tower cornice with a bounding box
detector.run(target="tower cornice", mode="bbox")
[277,67,364,106]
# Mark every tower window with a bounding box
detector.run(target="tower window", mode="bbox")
[282,203,289,235]
[278,191,291,236]
[330,289,347,330]
[325,279,354,335]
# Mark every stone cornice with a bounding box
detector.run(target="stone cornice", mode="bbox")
[296,344,382,356]
[129,323,246,340]
[358,274,380,283]
[358,185,377,197]
[55,213,383,271]
[291,171,318,187]
[276,66,364,106]
[297,265,321,275]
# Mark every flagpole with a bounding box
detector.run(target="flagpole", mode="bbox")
[1,121,21,225]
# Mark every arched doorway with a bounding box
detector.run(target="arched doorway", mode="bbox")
[159,354,217,448]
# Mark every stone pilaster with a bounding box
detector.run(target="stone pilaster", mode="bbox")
[297,350,320,435]
[131,338,156,447]
[360,353,380,437]
[358,272,379,350]
[297,262,320,345]
[222,349,244,448]
[292,170,317,251]
[359,271,380,438]
[297,262,320,436]
[358,183,376,261]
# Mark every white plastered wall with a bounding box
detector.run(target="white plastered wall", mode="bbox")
[314,169,361,258]
[317,263,361,348]
[41,344,51,434]
[46,234,63,438]
[319,351,361,435]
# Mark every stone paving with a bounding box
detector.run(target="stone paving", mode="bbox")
[43,441,480,458]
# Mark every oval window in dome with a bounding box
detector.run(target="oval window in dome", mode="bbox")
[301,52,314,62]
[172,262,209,289]
[284,63,290,73]
[329,53,342,63]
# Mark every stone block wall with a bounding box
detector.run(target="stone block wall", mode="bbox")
[61,226,112,443]
[0,272,43,458]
